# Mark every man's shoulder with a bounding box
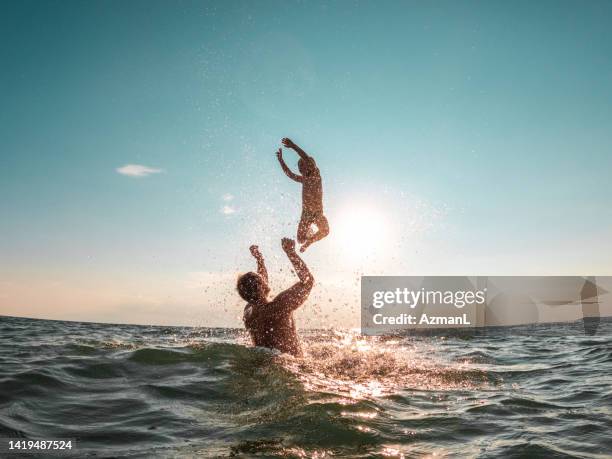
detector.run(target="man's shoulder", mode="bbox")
[244,302,276,321]
[243,304,253,321]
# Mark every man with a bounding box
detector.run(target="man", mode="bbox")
[238,238,313,356]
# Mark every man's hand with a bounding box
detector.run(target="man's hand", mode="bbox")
[281,238,296,253]
[250,245,262,259]
[276,148,283,161]
[282,138,296,149]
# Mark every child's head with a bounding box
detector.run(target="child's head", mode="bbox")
[236,272,269,303]
[298,158,315,176]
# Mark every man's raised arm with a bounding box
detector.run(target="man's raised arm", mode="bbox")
[276,148,303,183]
[270,238,313,313]
[249,245,268,283]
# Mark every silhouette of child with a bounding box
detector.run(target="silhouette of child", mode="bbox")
[276,138,329,252]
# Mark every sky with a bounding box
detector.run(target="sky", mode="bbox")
[1,0,611,327]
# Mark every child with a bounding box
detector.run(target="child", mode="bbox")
[276,137,330,252]
[239,239,313,357]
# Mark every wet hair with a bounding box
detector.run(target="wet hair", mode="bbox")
[237,272,265,303]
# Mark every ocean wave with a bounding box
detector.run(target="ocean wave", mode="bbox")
[0,316,610,457]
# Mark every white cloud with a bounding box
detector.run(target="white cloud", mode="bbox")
[222,193,234,201]
[221,205,236,215]
[116,164,163,177]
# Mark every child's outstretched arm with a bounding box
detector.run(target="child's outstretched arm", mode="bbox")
[249,245,268,283]
[276,148,303,183]
[282,137,311,161]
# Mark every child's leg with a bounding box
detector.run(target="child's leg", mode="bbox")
[297,212,313,244]
[300,215,329,252]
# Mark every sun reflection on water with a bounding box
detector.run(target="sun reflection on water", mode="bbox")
[278,330,491,400]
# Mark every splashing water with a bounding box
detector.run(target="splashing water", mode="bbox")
[279,330,492,400]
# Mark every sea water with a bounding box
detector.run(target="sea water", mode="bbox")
[0,315,610,458]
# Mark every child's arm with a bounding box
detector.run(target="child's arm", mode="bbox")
[276,148,303,183]
[282,138,311,161]
[249,245,268,283]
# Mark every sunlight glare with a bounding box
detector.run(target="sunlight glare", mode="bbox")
[331,205,390,260]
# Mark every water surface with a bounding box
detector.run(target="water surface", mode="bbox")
[0,316,610,458]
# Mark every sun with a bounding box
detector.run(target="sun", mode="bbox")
[330,205,390,260]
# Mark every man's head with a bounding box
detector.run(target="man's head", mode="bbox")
[237,272,269,303]
[298,158,315,176]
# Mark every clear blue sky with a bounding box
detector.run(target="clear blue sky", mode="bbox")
[1,0,611,326]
